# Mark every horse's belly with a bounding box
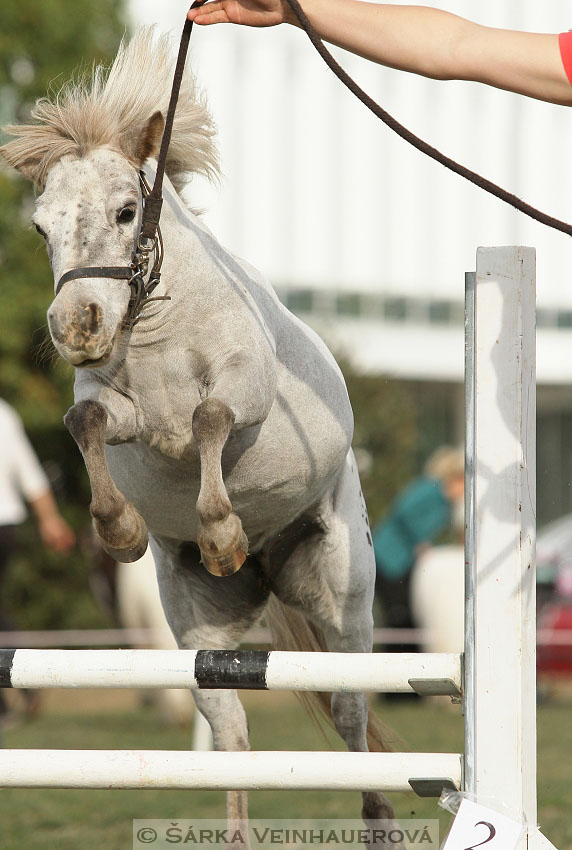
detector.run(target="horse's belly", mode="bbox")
[105,360,353,545]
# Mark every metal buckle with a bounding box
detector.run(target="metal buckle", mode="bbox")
[137,234,157,253]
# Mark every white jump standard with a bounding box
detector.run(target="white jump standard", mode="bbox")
[465,248,555,850]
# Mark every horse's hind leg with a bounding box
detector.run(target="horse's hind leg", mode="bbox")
[65,400,148,562]
[152,537,269,848]
[267,453,395,826]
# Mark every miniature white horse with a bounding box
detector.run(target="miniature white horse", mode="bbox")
[1,29,394,835]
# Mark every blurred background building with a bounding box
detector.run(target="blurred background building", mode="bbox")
[130,0,572,526]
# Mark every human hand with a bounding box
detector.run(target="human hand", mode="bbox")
[38,514,76,553]
[187,0,297,28]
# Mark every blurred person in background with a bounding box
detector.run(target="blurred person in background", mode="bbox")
[0,398,75,722]
[187,0,572,107]
[371,446,464,654]
[410,543,464,656]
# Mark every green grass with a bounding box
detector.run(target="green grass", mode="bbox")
[0,693,568,849]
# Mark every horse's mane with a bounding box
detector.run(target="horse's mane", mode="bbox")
[0,28,219,192]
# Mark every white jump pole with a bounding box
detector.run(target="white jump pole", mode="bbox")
[0,649,460,694]
[0,750,462,791]
[465,248,555,850]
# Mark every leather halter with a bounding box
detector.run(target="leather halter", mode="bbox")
[54,6,205,331]
[55,172,166,331]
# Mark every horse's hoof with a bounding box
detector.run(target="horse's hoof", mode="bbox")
[103,536,149,564]
[93,504,149,564]
[201,531,248,577]
[95,511,149,564]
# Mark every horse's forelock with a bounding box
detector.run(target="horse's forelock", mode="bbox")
[0,27,219,191]
[0,123,79,189]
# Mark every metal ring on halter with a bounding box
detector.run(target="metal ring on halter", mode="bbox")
[137,234,158,253]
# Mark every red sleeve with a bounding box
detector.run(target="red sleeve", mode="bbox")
[559,32,572,85]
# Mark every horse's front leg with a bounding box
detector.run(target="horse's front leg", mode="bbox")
[192,397,248,577]
[64,400,148,562]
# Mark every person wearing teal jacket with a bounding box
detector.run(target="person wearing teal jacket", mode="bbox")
[372,446,464,650]
[373,475,451,583]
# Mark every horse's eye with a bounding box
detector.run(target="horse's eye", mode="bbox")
[117,206,136,225]
[34,223,48,240]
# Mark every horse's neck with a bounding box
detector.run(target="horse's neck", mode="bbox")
[159,180,280,336]
[134,165,281,366]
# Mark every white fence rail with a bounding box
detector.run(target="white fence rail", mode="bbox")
[0,750,462,791]
[0,649,461,694]
[0,627,568,647]
[0,627,427,648]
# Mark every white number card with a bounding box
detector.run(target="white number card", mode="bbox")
[442,798,522,850]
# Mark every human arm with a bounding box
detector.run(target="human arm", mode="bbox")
[3,401,75,553]
[187,0,572,106]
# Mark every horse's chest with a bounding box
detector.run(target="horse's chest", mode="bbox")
[131,367,205,459]
[105,441,202,539]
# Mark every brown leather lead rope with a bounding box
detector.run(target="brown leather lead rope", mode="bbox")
[149,1,572,241]
[140,0,208,242]
[282,0,572,238]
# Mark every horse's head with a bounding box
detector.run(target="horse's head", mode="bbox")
[29,123,160,365]
[0,28,219,369]
[33,119,162,367]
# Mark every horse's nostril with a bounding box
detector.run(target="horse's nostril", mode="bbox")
[81,303,101,334]
[47,310,62,338]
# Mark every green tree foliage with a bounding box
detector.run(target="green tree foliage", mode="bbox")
[341,364,460,528]
[0,0,126,425]
[0,3,127,629]
[341,364,419,526]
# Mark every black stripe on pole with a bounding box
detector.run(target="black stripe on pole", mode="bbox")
[0,650,16,687]
[194,650,269,689]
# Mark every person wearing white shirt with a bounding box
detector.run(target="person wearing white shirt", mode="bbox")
[0,398,75,556]
[0,399,75,721]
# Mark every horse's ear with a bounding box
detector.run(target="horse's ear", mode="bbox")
[122,111,165,168]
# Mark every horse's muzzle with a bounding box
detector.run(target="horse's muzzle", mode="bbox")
[48,301,116,366]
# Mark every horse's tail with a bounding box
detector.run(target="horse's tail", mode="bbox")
[264,593,397,753]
